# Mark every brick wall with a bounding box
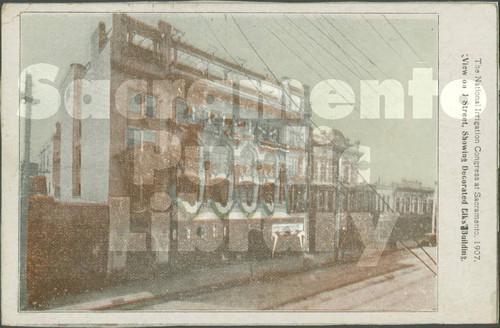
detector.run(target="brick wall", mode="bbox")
[26,192,109,308]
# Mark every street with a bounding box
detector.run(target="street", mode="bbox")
[134,247,436,311]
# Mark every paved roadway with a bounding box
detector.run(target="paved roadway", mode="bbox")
[136,247,437,311]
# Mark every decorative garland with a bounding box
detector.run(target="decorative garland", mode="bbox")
[209,176,235,218]
[172,171,205,219]
[238,181,259,217]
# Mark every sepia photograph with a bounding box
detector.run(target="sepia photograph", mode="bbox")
[1,2,497,326]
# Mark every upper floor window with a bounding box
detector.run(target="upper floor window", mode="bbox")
[261,82,282,103]
[127,90,157,117]
[209,145,231,178]
[320,163,326,182]
[177,50,208,72]
[256,125,279,144]
[130,33,155,51]
[126,126,157,148]
[290,94,302,112]
[343,165,351,183]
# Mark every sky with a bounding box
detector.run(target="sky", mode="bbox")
[20,12,438,187]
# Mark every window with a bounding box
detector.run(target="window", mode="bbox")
[131,33,154,51]
[126,126,157,148]
[143,129,156,144]
[127,89,157,117]
[240,78,259,91]
[326,191,333,212]
[344,166,351,183]
[145,95,156,117]
[210,145,230,178]
[320,163,326,182]
[197,224,206,238]
[288,184,305,213]
[261,82,282,100]
[318,189,325,211]
[208,64,225,78]
[177,50,208,72]
[290,94,302,112]
[126,126,140,148]
[128,91,142,113]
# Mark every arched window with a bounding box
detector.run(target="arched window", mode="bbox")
[208,144,231,179]
[177,142,204,209]
[206,143,232,208]
[236,146,258,214]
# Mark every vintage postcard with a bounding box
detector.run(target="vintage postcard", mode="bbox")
[1,1,498,326]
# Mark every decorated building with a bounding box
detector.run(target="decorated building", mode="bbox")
[308,126,377,253]
[27,13,437,307]
[40,13,315,271]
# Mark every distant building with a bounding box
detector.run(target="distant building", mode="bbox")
[308,127,376,253]
[375,179,435,215]
[37,122,61,198]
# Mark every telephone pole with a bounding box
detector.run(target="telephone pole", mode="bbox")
[20,72,38,309]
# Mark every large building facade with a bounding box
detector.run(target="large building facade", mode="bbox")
[42,14,317,270]
[35,13,433,273]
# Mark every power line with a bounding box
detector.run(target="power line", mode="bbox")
[303,15,404,102]
[262,19,361,91]
[271,17,348,82]
[268,17,356,105]
[383,15,424,62]
[232,16,281,91]
[206,14,422,219]
[320,16,381,74]
[360,15,412,66]
[284,15,403,106]
[198,15,264,92]
[263,20,404,125]
[233,15,392,212]
[284,16,362,81]
[303,15,374,78]
[203,14,436,273]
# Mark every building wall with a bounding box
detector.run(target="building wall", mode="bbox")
[376,180,435,215]
[37,138,53,195]
[52,122,61,198]
[58,25,111,203]
[26,192,109,308]
[81,41,111,203]
[59,64,81,202]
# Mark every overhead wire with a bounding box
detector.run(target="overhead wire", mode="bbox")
[203,14,437,270]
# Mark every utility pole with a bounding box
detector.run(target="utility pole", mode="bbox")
[334,154,342,262]
[431,180,437,235]
[20,73,37,220]
[20,73,38,309]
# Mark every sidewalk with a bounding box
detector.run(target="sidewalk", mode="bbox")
[49,250,406,311]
